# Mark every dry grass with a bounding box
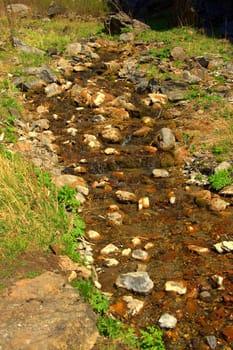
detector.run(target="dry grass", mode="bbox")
[0,0,109,16]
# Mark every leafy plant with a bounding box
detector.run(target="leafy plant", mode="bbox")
[137,326,165,350]
[212,145,223,155]
[97,316,126,339]
[58,184,80,212]
[72,279,109,314]
[209,169,233,191]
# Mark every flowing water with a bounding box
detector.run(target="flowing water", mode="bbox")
[26,43,233,349]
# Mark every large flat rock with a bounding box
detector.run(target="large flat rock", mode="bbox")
[0,271,98,350]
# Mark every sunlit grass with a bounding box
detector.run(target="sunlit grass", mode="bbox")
[0,151,68,262]
[137,26,233,60]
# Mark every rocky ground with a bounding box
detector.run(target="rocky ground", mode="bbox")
[0,17,233,350]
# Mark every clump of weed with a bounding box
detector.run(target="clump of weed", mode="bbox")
[72,279,109,314]
[209,168,233,191]
[137,326,165,350]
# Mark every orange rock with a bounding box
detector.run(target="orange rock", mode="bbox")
[109,299,127,317]
[222,325,233,341]
[185,299,199,314]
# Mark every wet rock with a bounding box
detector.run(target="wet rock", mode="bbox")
[32,118,50,130]
[132,249,150,262]
[83,134,102,149]
[154,127,176,151]
[101,126,123,143]
[0,272,98,350]
[122,248,132,256]
[211,274,224,290]
[115,271,154,294]
[171,46,187,61]
[104,258,119,267]
[214,241,233,253]
[194,190,211,208]
[45,83,63,97]
[132,237,142,247]
[101,243,120,255]
[87,230,101,240]
[122,295,144,316]
[158,313,177,329]
[152,168,169,178]
[209,197,230,211]
[138,196,150,210]
[220,184,233,195]
[206,335,217,350]
[165,281,187,295]
[187,245,210,254]
[221,325,233,341]
[67,127,78,136]
[115,190,137,203]
[107,211,123,226]
[104,147,120,155]
[199,291,212,300]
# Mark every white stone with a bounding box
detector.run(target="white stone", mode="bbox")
[101,243,120,255]
[165,281,187,295]
[67,127,78,136]
[116,190,137,203]
[122,248,132,256]
[158,313,177,329]
[104,258,119,267]
[214,241,233,253]
[132,237,141,247]
[132,249,150,261]
[152,169,169,178]
[122,296,144,316]
[87,230,101,240]
[138,197,150,210]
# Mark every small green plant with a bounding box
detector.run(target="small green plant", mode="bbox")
[26,271,42,278]
[189,144,196,153]
[209,168,233,191]
[212,145,223,155]
[97,316,126,339]
[214,75,226,83]
[149,47,171,60]
[137,326,165,350]
[58,184,80,212]
[72,279,109,314]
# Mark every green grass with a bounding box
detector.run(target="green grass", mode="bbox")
[0,150,85,263]
[0,79,22,143]
[137,26,233,60]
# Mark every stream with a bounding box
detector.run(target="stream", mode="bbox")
[22,38,233,349]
